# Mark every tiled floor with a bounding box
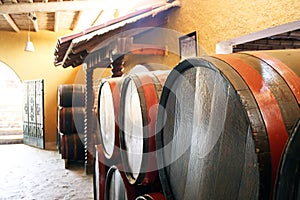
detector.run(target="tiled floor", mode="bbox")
[0,144,93,200]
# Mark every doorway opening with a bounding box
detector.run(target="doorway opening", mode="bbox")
[0,61,23,144]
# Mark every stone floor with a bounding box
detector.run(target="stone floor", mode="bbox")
[0,144,93,200]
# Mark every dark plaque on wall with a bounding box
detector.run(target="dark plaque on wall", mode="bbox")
[179,31,198,60]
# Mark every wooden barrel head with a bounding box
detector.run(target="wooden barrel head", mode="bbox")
[120,71,170,185]
[121,76,144,183]
[157,58,260,199]
[98,77,122,162]
[275,119,300,200]
[105,165,136,200]
[99,81,117,158]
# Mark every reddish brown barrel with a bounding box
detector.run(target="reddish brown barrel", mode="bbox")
[156,50,300,200]
[97,77,123,164]
[119,70,170,185]
[105,165,137,200]
[57,84,85,107]
[275,119,300,200]
[58,107,85,134]
[59,132,85,164]
[136,193,166,200]
[94,144,107,200]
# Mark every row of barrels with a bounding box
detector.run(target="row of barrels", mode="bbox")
[94,70,169,200]
[94,50,300,200]
[57,84,86,167]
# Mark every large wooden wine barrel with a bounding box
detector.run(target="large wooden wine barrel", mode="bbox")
[119,70,170,185]
[105,165,137,200]
[58,84,85,107]
[275,119,300,200]
[136,193,166,200]
[156,50,300,200]
[58,107,85,134]
[97,77,123,164]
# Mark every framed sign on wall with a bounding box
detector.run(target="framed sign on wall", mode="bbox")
[179,31,198,60]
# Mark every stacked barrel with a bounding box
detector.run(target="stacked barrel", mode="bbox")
[57,84,85,168]
[93,50,300,200]
[94,70,169,200]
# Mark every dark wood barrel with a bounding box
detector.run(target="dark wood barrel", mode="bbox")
[275,119,300,200]
[94,144,108,200]
[58,84,85,107]
[136,193,166,200]
[156,50,300,200]
[97,77,123,164]
[58,107,85,134]
[119,70,170,185]
[59,132,85,163]
[105,165,137,200]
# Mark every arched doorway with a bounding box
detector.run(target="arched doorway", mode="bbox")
[0,61,23,144]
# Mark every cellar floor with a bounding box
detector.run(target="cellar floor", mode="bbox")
[0,144,93,200]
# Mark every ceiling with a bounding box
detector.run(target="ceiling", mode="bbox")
[233,29,300,52]
[0,0,166,33]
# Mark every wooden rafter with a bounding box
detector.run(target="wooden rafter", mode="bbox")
[0,1,105,14]
[2,14,20,32]
[70,11,82,31]
[54,11,60,32]
[53,0,62,32]
[91,10,104,26]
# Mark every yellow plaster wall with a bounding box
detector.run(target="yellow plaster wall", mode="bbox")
[1,1,300,148]
[0,30,80,149]
[166,0,300,54]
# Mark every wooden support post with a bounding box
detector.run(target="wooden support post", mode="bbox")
[111,55,124,77]
[84,66,95,174]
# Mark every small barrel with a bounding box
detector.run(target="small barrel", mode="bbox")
[57,84,85,107]
[136,193,166,200]
[94,144,107,200]
[119,70,170,185]
[97,77,123,164]
[275,119,300,200]
[105,165,137,200]
[156,50,300,200]
[57,107,85,134]
[59,132,85,163]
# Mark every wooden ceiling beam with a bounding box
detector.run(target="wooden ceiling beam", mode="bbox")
[53,0,63,32]
[2,14,20,32]
[54,11,60,32]
[70,11,82,31]
[0,1,106,14]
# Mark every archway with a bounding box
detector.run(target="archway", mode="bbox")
[0,61,23,144]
